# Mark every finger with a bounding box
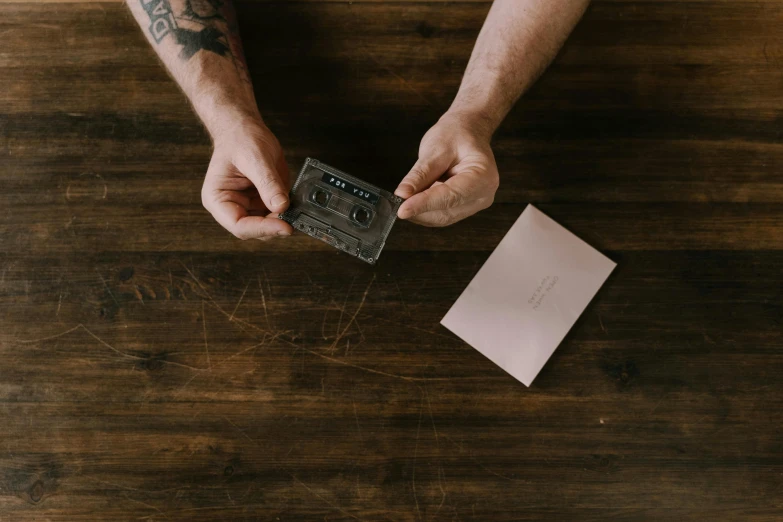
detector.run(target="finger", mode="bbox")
[276,150,291,187]
[407,198,487,227]
[203,159,292,239]
[395,149,453,199]
[234,150,290,214]
[397,181,465,220]
[208,198,293,239]
[407,209,456,227]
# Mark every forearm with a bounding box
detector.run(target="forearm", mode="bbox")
[449,0,590,137]
[126,0,258,137]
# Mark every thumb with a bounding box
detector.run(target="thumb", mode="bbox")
[235,151,290,214]
[395,149,453,199]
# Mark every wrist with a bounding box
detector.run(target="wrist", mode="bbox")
[193,85,262,140]
[441,106,498,142]
[205,106,264,144]
[447,71,512,140]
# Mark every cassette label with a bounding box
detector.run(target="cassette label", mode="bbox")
[279,158,403,265]
[321,173,380,205]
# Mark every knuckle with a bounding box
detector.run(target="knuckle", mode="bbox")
[257,173,278,190]
[232,228,251,240]
[479,192,496,210]
[420,129,445,152]
[420,211,452,227]
[406,166,428,186]
[488,174,500,193]
[442,189,462,209]
[433,213,453,227]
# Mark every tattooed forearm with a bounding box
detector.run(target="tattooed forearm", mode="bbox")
[182,0,226,22]
[139,0,249,83]
[142,0,178,43]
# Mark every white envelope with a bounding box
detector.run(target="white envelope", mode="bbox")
[441,205,616,386]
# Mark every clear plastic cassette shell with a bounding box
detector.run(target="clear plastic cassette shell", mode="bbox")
[279,158,403,264]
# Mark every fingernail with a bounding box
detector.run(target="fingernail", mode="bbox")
[277,230,291,237]
[271,194,288,209]
[395,184,414,198]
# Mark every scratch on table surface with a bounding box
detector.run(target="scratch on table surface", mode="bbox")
[352,398,363,442]
[177,331,289,394]
[436,465,446,513]
[411,396,423,522]
[222,415,254,443]
[15,324,205,372]
[201,300,211,370]
[598,313,607,334]
[81,324,203,371]
[336,277,356,339]
[180,261,212,300]
[153,504,272,517]
[229,280,251,321]
[257,275,270,330]
[138,283,157,300]
[285,469,364,522]
[123,492,169,519]
[96,270,119,307]
[56,293,63,317]
[182,264,470,382]
[441,433,514,482]
[221,416,365,521]
[328,275,375,352]
[262,268,273,300]
[133,285,145,305]
[216,332,286,366]
[647,394,669,417]
[182,263,274,340]
[206,299,266,338]
[353,318,366,342]
[88,477,189,495]
[393,278,413,318]
[367,315,456,341]
[424,387,440,446]
[174,283,189,300]
[278,336,472,383]
[321,308,331,341]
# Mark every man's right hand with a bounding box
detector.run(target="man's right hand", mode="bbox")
[201,119,294,241]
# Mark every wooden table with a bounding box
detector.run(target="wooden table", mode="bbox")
[2,1,782,520]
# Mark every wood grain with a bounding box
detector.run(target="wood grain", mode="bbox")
[1,1,782,521]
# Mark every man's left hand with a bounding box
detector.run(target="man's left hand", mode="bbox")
[395,112,499,227]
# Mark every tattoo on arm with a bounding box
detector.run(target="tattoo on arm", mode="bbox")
[139,0,250,83]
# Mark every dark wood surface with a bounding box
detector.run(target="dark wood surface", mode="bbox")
[2,1,782,520]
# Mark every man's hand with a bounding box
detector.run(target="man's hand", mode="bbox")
[395,112,499,227]
[201,119,294,240]
[126,0,297,240]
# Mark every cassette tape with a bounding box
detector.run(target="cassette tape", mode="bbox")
[279,158,403,264]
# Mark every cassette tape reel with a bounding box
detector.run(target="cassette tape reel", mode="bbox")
[279,158,403,264]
